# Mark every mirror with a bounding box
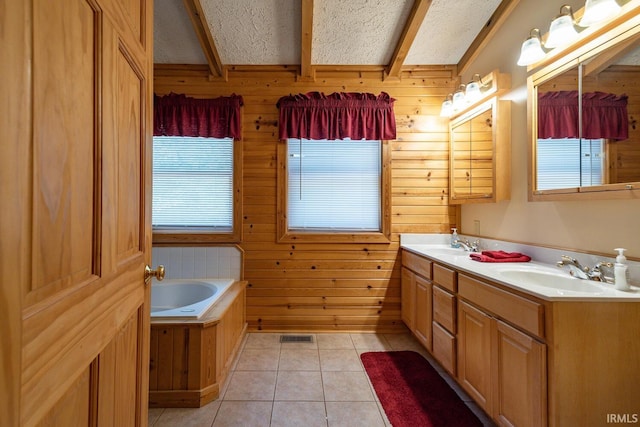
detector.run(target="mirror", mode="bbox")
[531,18,640,198]
[450,97,511,204]
[451,105,493,199]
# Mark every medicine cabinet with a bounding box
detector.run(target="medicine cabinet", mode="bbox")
[528,3,640,200]
[449,70,511,204]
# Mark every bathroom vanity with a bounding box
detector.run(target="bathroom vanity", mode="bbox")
[401,236,640,427]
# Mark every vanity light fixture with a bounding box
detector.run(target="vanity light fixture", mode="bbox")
[440,94,454,117]
[580,0,621,27]
[546,5,579,48]
[465,74,484,103]
[452,84,467,110]
[517,28,546,66]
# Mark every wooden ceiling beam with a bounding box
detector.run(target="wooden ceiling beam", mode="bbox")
[457,0,520,77]
[299,0,315,81]
[182,0,226,79]
[385,0,433,80]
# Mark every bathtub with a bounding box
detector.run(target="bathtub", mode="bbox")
[150,278,236,319]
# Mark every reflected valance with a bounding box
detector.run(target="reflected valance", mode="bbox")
[154,93,243,139]
[277,92,396,140]
[538,91,628,140]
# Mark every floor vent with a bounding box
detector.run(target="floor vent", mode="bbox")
[280,335,314,343]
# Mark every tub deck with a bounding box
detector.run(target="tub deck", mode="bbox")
[149,280,247,408]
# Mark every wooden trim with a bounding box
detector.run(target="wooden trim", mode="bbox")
[152,139,243,244]
[457,0,520,77]
[385,0,433,79]
[181,0,225,79]
[277,140,392,244]
[299,0,315,82]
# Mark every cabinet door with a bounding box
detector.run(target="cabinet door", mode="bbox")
[401,268,416,330]
[458,301,492,412]
[414,276,432,350]
[493,320,547,427]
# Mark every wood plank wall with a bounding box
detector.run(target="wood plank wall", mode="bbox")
[154,65,459,332]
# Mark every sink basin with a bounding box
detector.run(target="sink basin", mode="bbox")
[497,269,605,294]
[426,247,468,256]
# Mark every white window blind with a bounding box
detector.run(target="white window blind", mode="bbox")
[153,136,233,230]
[536,138,604,190]
[287,139,381,231]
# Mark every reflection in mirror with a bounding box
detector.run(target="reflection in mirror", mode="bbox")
[451,105,493,199]
[534,37,640,192]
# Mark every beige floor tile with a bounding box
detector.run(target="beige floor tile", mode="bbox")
[243,333,282,349]
[278,348,320,371]
[223,370,277,401]
[212,401,272,427]
[271,401,328,427]
[382,333,424,351]
[316,333,354,349]
[275,370,324,401]
[235,348,281,371]
[374,400,393,427]
[349,333,392,350]
[154,401,220,427]
[326,402,385,427]
[148,407,164,426]
[322,371,375,402]
[319,349,362,371]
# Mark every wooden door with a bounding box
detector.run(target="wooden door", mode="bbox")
[1,0,153,425]
[457,301,492,413]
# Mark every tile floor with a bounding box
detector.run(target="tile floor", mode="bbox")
[148,332,495,427]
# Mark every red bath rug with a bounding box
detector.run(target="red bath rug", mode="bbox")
[361,351,483,427]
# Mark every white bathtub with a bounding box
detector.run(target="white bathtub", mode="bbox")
[150,278,236,319]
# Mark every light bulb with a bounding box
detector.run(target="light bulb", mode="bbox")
[580,0,621,27]
[517,30,546,66]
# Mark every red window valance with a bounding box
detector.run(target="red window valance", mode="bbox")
[538,90,628,140]
[154,93,243,139]
[276,92,396,140]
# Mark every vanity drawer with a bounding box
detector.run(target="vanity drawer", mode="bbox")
[432,321,456,376]
[433,264,457,292]
[433,285,456,333]
[402,250,432,279]
[458,274,545,338]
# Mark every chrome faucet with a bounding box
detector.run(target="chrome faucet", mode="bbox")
[556,255,613,282]
[458,238,481,252]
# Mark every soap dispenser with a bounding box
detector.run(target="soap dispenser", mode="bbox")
[450,228,461,248]
[614,248,630,291]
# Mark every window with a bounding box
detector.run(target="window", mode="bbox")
[152,136,241,243]
[278,138,390,243]
[536,138,604,190]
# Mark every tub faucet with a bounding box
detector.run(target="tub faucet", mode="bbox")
[556,255,613,281]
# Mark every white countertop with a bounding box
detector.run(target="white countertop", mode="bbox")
[401,235,640,302]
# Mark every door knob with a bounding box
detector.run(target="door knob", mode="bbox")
[145,265,165,283]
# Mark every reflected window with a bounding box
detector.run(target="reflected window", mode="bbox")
[536,138,604,190]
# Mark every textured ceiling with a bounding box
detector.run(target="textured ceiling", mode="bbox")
[154,0,505,67]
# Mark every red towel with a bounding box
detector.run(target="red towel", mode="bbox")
[470,250,531,263]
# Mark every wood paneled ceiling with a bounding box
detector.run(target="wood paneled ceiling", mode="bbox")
[154,0,519,79]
